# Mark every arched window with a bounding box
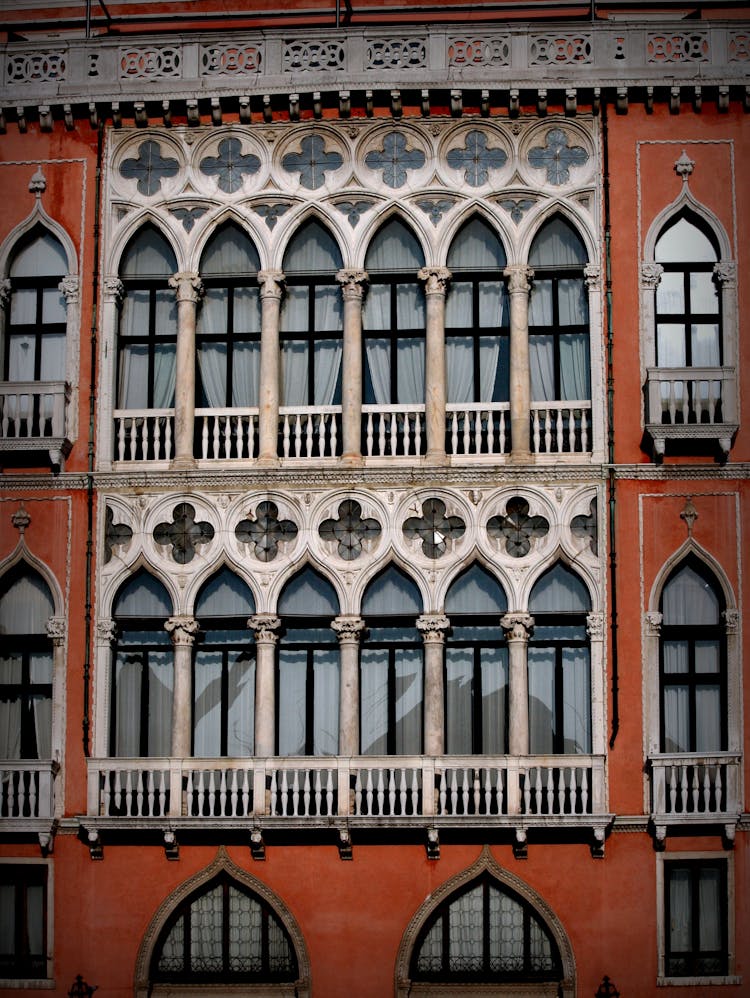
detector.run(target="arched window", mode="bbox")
[197,223,261,409]
[659,559,725,753]
[528,217,589,404]
[277,567,340,756]
[528,563,591,755]
[360,565,423,755]
[193,568,255,757]
[363,219,426,407]
[151,873,298,984]
[111,570,173,756]
[444,564,508,754]
[280,220,344,410]
[0,567,54,759]
[445,218,509,405]
[117,225,178,410]
[410,872,563,985]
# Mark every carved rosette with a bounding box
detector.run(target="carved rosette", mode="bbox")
[46,616,67,645]
[503,264,534,295]
[96,618,118,644]
[500,612,534,641]
[257,270,285,300]
[331,615,366,645]
[417,614,451,643]
[58,275,80,305]
[586,611,605,639]
[169,272,204,304]
[336,269,368,301]
[644,611,663,636]
[164,616,200,646]
[418,267,452,296]
[248,614,282,644]
[640,262,663,290]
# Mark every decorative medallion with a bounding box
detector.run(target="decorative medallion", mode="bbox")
[337,200,374,227]
[403,498,465,559]
[571,498,598,554]
[498,197,535,223]
[487,497,549,557]
[253,203,290,229]
[119,140,179,195]
[235,501,298,562]
[154,503,214,564]
[364,132,425,189]
[281,134,343,190]
[416,198,455,225]
[527,128,588,185]
[446,130,507,186]
[199,137,260,194]
[319,499,381,561]
[104,506,133,564]
[169,206,208,232]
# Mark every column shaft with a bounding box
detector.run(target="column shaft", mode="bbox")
[337,270,367,463]
[257,272,284,464]
[333,616,365,756]
[418,614,450,756]
[419,268,451,463]
[170,273,203,469]
[504,265,534,460]
[501,613,534,757]
[165,616,200,758]
[250,615,281,756]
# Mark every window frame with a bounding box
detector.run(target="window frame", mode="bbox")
[196,273,261,409]
[359,623,424,756]
[116,275,177,410]
[0,860,52,985]
[527,617,591,756]
[275,617,339,757]
[192,617,256,758]
[444,619,508,755]
[0,634,53,760]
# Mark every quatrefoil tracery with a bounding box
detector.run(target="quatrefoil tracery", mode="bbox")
[319,499,381,561]
[487,497,549,557]
[235,501,298,562]
[403,498,465,559]
[154,503,215,564]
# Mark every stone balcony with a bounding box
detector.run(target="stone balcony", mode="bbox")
[83,753,611,857]
[0,380,71,470]
[0,760,58,850]
[648,752,742,848]
[644,366,738,460]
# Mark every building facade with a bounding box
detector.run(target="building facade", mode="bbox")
[0,2,748,995]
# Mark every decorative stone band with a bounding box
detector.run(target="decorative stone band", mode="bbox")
[248,613,282,643]
[416,613,451,642]
[331,615,366,644]
[500,612,535,641]
[164,615,200,645]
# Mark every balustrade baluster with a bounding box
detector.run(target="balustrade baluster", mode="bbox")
[461,768,470,813]
[317,414,326,458]
[557,767,566,814]
[532,410,541,452]
[522,769,531,813]
[668,767,677,812]
[680,767,689,812]
[113,770,123,813]
[27,771,37,817]
[186,770,195,815]
[364,412,373,456]
[147,770,155,816]
[463,411,472,455]
[714,766,723,812]
[377,768,385,814]
[283,416,291,458]
[387,769,396,814]
[304,414,313,458]
[140,418,149,462]
[566,408,575,452]
[411,769,419,815]
[153,418,162,461]
[691,767,700,813]
[580,409,589,452]
[701,765,711,813]
[101,770,112,816]
[217,770,226,816]
[414,412,422,455]
[390,414,399,456]
[450,411,458,454]
[473,770,481,814]
[450,769,458,814]
[291,769,300,816]
[270,770,279,816]
[228,770,238,817]
[165,418,173,460]
[303,770,311,816]
[581,768,589,814]
[438,770,447,814]
[498,411,506,455]
[293,415,303,458]
[354,769,363,815]
[326,769,334,815]
[398,768,407,814]
[158,770,167,816]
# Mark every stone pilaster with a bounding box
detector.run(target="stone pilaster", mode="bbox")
[257,271,285,465]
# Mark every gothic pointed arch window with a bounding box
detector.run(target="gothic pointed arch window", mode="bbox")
[277,566,340,756]
[151,872,299,985]
[409,872,564,989]
[360,565,424,755]
[117,224,178,411]
[444,563,508,755]
[528,562,591,755]
[363,218,426,410]
[528,216,590,405]
[445,217,509,408]
[659,558,726,754]
[0,566,54,760]
[280,219,344,412]
[3,226,68,436]
[111,569,174,757]
[193,568,256,758]
[197,222,261,410]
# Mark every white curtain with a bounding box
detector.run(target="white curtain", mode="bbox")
[227,651,255,757]
[662,565,719,625]
[530,334,555,402]
[232,341,260,406]
[196,570,255,616]
[528,647,555,755]
[663,639,690,753]
[362,567,421,616]
[446,336,474,404]
[669,868,692,953]
[657,323,686,367]
[445,564,507,614]
[394,649,422,754]
[691,323,721,367]
[281,340,308,407]
[120,227,176,278]
[360,648,389,755]
[279,568,339,616]
[313,650,339,755]
[562,647,591,753]
[698,868,721,950]
[0,653,21,757]
[115,651,142,757]
[0,573,54,633]
[479,336,503,402]
[560,333,590,400]
[364,337,391,405]
[529,563,590,613]
[314,339,343,405]
[481,648,508,755]
[0,884,15,957]
[153,343,176,409]
[278,651,307,756]
[30,652,52,758]
[445,281,472,327]
[193,649,223,757]
[197,341,227,407]
[396,337,425,404]
[365,220,424,273]
[445,649,473,754]
[148,651,173,757]
[11,231,68,278]
[529,218,587,268]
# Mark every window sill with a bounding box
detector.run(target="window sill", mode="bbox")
[0,980,55,990]
[657,976,741,987]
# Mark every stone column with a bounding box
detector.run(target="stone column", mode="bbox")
[94,618,118,757]
[336,269,368,464]
[169,273,203,470]
[100,278,125,466]
[418,268,451,463]
[501,612,534,757]
[257,271,285,465]
[249,614,281,756]
[504,265,534,460]
[332,616,366,756]
[417,614,450,756]
[164,616,200,758]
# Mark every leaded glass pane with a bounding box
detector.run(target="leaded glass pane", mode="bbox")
[489,887,524,972]
[416,916,443,972]
[529,916,555,971]
[190,886,223,972]
[657,271,685,314]
[268,914,295,972]
[228,887,262,972]
[448,886,483,972]
[157,916,185,972]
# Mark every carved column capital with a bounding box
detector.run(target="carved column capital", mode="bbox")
[723,609,740,634]
[332,615,366,644]
[165,615,200,646]
[169,272,204,304]
[258,270,285,300]
[583,264,601,290]
[501,612,534,641]
[336,269,368,300]
[59,275,79,304]
[418,267,451,296]
[644,611,663,636]
[248,614,282,644]
[46,616,67,645]
[714,261,737,288]
[416,613,451,643]
[640,262,663,289]
[96,618,118,644]
[103,277,125,304]
[0,278,12,308]
[503,264,534,294]
[586,611,605,639]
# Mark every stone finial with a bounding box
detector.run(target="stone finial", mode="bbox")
[29,167,46,196]
[12,505,31,535]
[680,496,698,536]
[674,149,695,183]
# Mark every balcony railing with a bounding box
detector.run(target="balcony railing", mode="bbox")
[530,401,591,455]
[0,761,57,822]
[195,407,259,461]
[86,754,606,825]
[114,408,174,462]
[644,366,738,457]
[649,752,741,823]
[446,403,510,458]
[278,405,341,460]
[0,381,70,465]
[362,405,425,459]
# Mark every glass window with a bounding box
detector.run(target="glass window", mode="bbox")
[528,216,590,404]
[665,860,727,977]
[0,569,54,760]
[0,865,47,979]
[528,564,591,755]
[197,223,261,409]
[660,561,725,753]
[111,570,174,757]
[445,217,509,405]
[151,874,298,982]
[117,225,178,410]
